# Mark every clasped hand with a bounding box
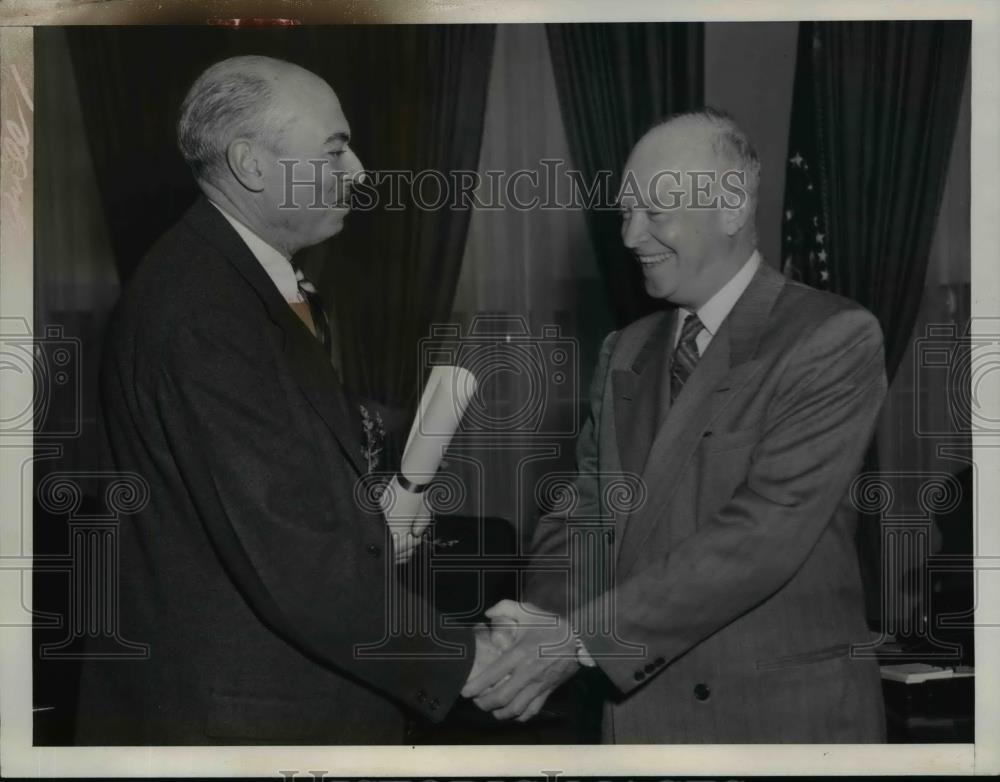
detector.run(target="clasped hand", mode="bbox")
[386,493,433,564]
[462,599,581,722]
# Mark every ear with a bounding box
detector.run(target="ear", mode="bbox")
[225,139,265,193]
[719,200,751,238]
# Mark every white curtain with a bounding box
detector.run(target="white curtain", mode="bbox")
[448,24,613,547]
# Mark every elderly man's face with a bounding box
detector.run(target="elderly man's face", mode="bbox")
[257,75,364,253]
[619,124,732,309]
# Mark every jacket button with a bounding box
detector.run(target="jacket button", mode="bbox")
[633,670,646,682]
[644,662,656,673]
[367,544,381,558]
[654,657,665,667]
[693,683,710,701]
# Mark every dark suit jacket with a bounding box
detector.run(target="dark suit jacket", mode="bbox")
[75,196,473,745]
[527,262,887,743]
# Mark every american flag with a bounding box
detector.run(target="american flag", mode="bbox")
[781,23,830,290]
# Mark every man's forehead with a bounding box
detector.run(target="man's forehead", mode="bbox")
[620,126,719,204]
[632,125,715,169]
[278,72,339,108]
[273,78,348,135]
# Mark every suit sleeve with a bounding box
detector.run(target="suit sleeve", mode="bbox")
[579,308,887,694]
[525,330,619,613]
[153,311,473,721]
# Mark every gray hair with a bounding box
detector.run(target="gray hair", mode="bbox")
[177,55,293,183]
[655,107,761,223]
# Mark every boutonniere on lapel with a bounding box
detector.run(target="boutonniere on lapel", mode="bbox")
[358,403,386,474]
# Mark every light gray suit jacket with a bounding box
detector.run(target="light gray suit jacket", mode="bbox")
[527,261,887,743]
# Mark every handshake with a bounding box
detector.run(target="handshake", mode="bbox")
[460,599,589,722]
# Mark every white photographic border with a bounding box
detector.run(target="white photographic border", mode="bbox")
[1,0,996,776]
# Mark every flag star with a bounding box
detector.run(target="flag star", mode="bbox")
[790,152,804,167]
[820,269,829,282]
[818,249,827,262]
[812,216,819,226]
[785,209,793,220]
[816,232,825,243]
[806,183,813,191]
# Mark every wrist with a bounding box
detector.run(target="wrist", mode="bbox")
[573,632,597,668]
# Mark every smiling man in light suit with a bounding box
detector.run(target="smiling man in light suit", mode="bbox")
[464,108,887,743]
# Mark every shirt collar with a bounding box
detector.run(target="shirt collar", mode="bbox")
[684,249,763,337]
[209,200,303,304]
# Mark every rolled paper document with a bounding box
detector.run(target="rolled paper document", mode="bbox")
[381,365,478,532]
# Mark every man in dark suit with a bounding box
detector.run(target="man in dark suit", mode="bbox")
[75,55,493,745]
[465,109,887,742]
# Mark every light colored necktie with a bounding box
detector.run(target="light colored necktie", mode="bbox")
[289,300,317,338]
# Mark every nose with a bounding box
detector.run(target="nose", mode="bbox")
[621,210,647,250]
[344,147,365,185]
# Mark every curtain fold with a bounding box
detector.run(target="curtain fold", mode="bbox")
[783,21,970,381]
[546,23,704,327]
[65,28,216,283]
[312,25,496,410]
[65,26,496,416]
[781,21,971,626]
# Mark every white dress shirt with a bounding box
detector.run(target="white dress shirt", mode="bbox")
[209,201,304,304]
[674,249,763,354]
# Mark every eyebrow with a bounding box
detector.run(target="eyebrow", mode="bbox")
[324,132,350,145]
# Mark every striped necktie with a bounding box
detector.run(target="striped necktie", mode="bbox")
[669,312,704,402]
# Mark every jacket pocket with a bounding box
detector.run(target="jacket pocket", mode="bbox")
[755,643,852,671]
[700,425,760,454]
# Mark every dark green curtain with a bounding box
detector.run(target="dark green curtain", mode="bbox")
[65,25,495,413]
[781,21,971,626]
[313,26,495,411]
[782,20,970,381]
[546,23,704,327]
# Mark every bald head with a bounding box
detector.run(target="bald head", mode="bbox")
[630,109,760,225]
[619,108,760,308]
[177,55,331,184]
[177,55,364,257]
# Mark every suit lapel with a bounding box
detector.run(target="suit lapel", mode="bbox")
[612,312,675,479]
[183,197,367,477]
[615,262,786,576]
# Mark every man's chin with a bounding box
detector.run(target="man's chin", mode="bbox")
[643,276,676,301]
[318,210,348,239]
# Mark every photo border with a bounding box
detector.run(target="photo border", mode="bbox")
[1,0,996,776]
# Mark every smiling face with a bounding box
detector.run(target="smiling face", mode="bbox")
[255,73,365,254]
[619,121,741,309]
